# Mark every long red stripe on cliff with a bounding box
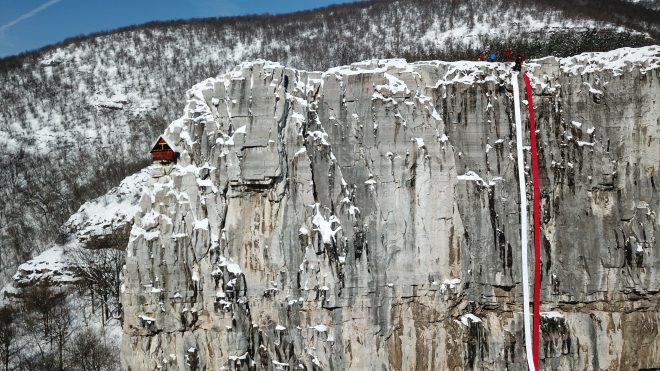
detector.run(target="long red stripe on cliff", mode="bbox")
[523,72,541,370]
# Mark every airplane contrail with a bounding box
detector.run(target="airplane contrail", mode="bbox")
[0,0,63,34]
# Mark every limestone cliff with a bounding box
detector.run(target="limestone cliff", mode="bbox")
[121,46,660,370]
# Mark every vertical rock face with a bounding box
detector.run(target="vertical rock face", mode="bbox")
[121,47,660,370]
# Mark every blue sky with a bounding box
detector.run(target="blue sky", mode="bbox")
[0,0,358,57]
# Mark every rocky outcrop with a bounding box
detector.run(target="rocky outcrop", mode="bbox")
[7,168,148,290]
[65,167,149,250]
[121,46,660,370]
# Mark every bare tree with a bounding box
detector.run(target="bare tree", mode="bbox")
[19,286,72,371]
[70,248,126,325]
[0,306,17,371]
[65,328,119,371]
[50,299,72,371]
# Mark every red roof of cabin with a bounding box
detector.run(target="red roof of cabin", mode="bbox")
[150,135,179,153]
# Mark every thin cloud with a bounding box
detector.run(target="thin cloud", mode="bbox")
[0,0,63,34]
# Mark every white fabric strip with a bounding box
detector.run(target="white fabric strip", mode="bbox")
[512,72,535,371]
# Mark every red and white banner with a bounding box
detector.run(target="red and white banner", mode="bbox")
[524,72,542,371]
[512,71,542,371]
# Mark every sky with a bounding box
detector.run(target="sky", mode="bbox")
[0,0,358,57]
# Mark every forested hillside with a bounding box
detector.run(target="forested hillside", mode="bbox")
[0,0,657,282]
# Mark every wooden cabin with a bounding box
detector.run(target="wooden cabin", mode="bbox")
[150,136,180,162]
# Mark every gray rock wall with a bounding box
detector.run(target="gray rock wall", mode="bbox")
[121,48,660,370]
